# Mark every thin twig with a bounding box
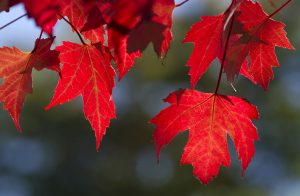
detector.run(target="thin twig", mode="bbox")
[214,15,235,94]
[269,0,292,18]
[20,30,44,74]
[58,14,86,45]
[176,0,190,7]
[0,13,27,31]
[31,30,44,53]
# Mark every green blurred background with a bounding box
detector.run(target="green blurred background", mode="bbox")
[0,0,300,195]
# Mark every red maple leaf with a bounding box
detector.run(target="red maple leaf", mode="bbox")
[183,0,293,89]
[46,42,116,150]
[183,14,225,89]
[225,0,294,89]
[151,89,259,184]
[0,37,60,130]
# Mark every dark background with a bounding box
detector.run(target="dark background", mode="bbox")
[0,0,300,195]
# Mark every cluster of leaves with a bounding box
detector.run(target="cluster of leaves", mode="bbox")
[152,0,294,184]
[0,0,175,149]
[0,0,294,185]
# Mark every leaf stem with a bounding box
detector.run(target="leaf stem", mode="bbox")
[0,13,27,31]
[21,30,44,74]
[214,14,235,94]
[31,30,44,53]
[176,0,190,7]
[59,14,86,45]
[269,0,292,18]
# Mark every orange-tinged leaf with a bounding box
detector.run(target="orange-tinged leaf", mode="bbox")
[0,37,59,130]
[151,89,259,184]
[46,42,116,149]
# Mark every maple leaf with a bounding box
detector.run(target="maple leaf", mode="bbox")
[181,0,244,88]
[183,15,225,89]
[0,37,60,130]
[151,89,259,184]
[46,42,116,150]
[183,0,294,89]
[224,0,294,89]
